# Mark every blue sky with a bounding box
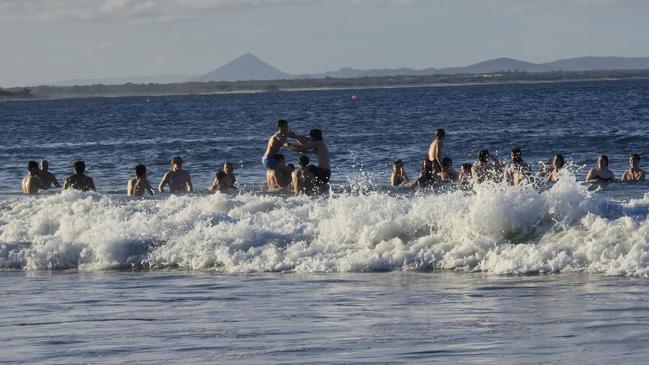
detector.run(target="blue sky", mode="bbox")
[1,0,648,86]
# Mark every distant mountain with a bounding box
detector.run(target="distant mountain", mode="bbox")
[436,57,551,74]
[193,53,291,82]
[51,74,197,86]
[543,56,649,71]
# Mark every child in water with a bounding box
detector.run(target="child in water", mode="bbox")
[128,164,154,196]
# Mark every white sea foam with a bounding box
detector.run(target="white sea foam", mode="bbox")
[1,173,649,276]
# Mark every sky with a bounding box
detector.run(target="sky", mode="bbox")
[1,0,648,86]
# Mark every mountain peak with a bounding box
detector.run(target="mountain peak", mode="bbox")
[193,53,290,82]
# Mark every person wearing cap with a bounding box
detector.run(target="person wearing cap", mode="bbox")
[158,156,192,194]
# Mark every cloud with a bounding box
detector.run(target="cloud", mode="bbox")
[0,0,426,22]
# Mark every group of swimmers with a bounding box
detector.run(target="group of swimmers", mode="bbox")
[390,128,647,189]
[21,119,332,196]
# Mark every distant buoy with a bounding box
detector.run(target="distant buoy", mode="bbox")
[351,95,358,102]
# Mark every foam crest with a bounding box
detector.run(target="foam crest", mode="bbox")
[1,176,649,276]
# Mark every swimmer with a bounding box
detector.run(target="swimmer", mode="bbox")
[38,160,61,189]
[158,156,193,194]
[209,162,237,193]
[547,154,565,183]
[458,163,473,186]
[22,160,44,194]
[503,147,532,185]
[390,159,409,187]
[586,155,614,182]
[285,129,331,190]
[437,157,458,182]
[262,119,296,179]
[472,150,502,183]
[411,159,434,189]
[428,128,446,174]
[292,155,317,195]
[266,154,293,189]
[127,164,154,196]
[63,160,96,192]
[622,153,646,182]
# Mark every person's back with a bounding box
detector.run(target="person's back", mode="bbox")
[504,148,531,186]
[22,161,44,195]
[38,160,60,189]
[64,160,96,192]
[437,157,457,182]
[128,164,154,196]
[292,156,317,195]
[472,150,501,183]
[159,156,193,194]
[411,159,434,189]
[622,154,646,182]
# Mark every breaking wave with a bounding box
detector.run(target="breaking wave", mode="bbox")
[2,171,649,276]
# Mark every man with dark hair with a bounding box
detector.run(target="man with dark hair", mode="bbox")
[503,147,531,185]
[38,160,61,189]
[285,128,331,191]
[428,128,446,174]
[292,155,317,195]
[159,156,192,194]
[266,154,293,189]
[622,153,645,181]
[210,162,237,193]
[586,155,614,182]
[128,164,154,196]
[64,160,96,192]
[22,160,44,194]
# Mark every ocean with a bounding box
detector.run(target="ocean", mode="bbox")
[2,79,649,364]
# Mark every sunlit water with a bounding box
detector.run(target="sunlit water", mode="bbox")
[2,80,649,363]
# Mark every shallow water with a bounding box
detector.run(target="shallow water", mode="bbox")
[2,271,649,365]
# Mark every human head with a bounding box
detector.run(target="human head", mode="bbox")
[40,160,49,172]
[298,155,310,168]
[598,155,609,169]
[223,162,234,174]
[630,153,640,168]
[27,160,38,174]
[511,147,523,163]
[553,154,565,169]
[273,154,285,163]
[309,129,323,141]
[435,128,446,139]
[170,156,183,168]
[134,164,146,178]
[442,157,453,170]
[461,163,473,173]
[477,150,489,163]
[277,119,288,133]
[74,160,86,174]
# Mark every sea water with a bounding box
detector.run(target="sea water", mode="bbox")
[2,79,649,364]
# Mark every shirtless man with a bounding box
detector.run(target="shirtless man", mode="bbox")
[285,129,331,189]
[622,154,646,182]
[547,154,565,183]
[390,159,409,187]
[262,119,296,179]
[209,162,237,193]
[472,150,502,183]
[437,157,458,182]
[63,160,96,192]
[586,155,614,182]
[22,160,44,194]
[503,148,532,186]
[38,160,61,189]
[292,155,317,195]
[159,156,193,193]
[128,164,154,196]
[428,128,446,174]
[266,154,293,189]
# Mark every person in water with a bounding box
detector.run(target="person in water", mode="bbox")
[428,128,446,174]
[622,154,646,182]
[390,159,409,187]
[38,160,61,189]
[158,156,192,193]
[503,147,532,185]
[411,159,434,188]
[266,154,293,189]
[458,163,473,186]
[64,160,96,192]
[547,154,565,183]
[127,164,154,196]
[285,128,331,191]
[210,162,237,193]
[262,119,296,180]
[22,160,44,195]
[292,155,317,195]
[586,155,614,182]
[437,157,458,182]
[472,150,502,183]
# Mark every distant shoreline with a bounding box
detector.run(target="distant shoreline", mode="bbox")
[2,70,649,101]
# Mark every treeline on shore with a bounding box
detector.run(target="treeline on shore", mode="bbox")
[3,69,649,100]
